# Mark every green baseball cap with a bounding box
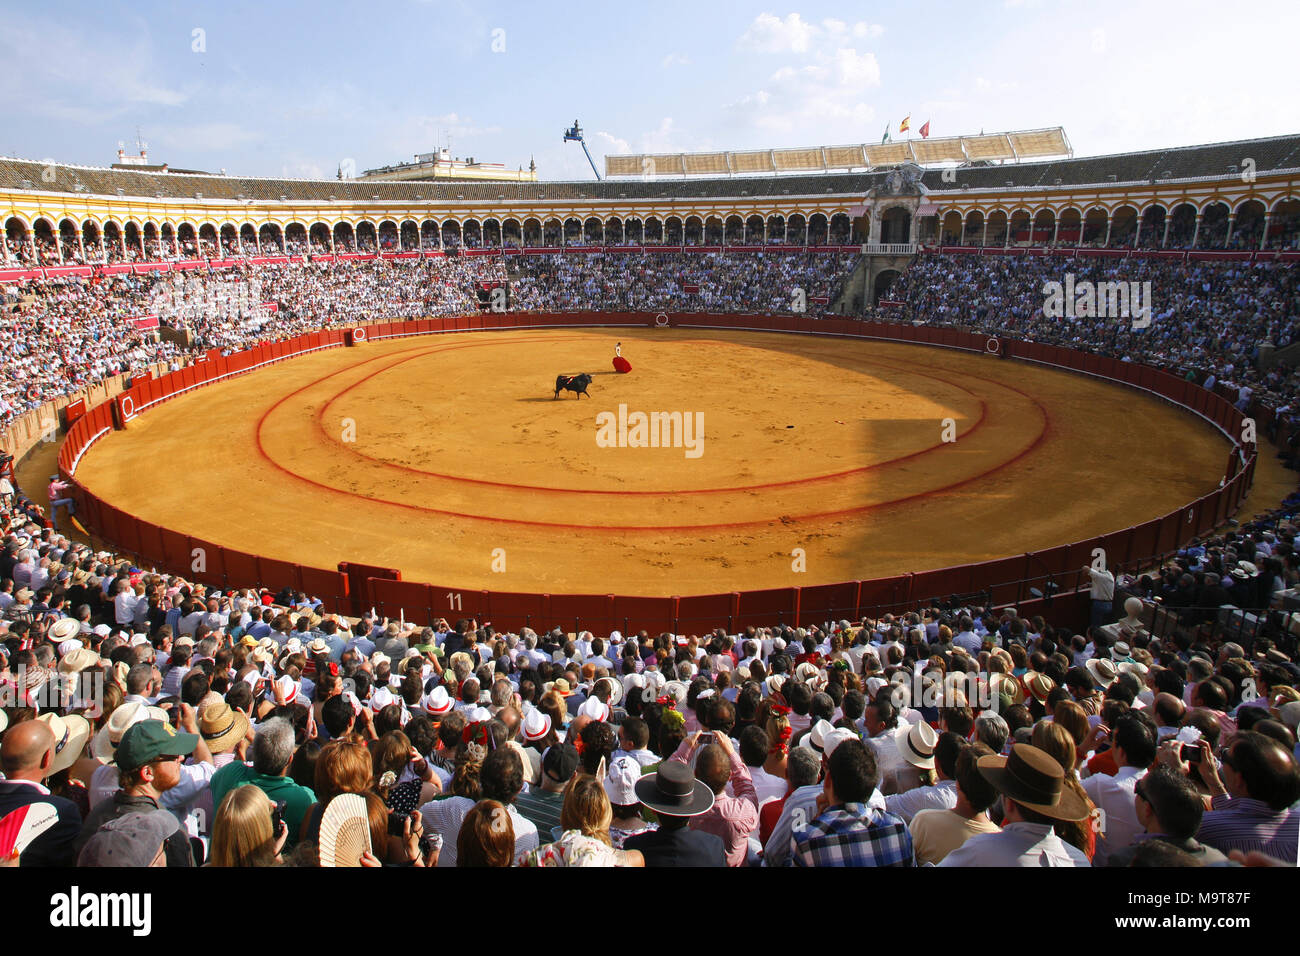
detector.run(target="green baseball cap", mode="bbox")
[116,720,198,772]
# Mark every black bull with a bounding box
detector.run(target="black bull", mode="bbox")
[554,373,593,398]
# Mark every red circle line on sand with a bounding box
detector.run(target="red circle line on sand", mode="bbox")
[248,335,1051,530]
[300,334,994,496]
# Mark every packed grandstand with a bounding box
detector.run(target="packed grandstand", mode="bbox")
[0,131,1297,870]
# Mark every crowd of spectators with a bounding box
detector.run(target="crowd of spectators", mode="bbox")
[874,253,1300,414]
[508,252,852,314]
[0,253,851,423]
[0,486,1297,868]
[0,240,1298,867]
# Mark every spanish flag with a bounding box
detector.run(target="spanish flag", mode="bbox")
[920,120,931,139]
[899,116,910,134]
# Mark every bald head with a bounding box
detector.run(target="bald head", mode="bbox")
[1154,692,1185,728]
[0,720,55,780]
[696,743,729,794]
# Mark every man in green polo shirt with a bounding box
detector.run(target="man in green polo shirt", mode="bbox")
[210,717,315,851]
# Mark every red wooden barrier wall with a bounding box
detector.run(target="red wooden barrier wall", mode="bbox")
[57,312,1257,635]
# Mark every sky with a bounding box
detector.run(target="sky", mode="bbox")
[2,0,1298,183]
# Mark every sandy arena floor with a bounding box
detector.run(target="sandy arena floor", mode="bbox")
[73,327,1234,596]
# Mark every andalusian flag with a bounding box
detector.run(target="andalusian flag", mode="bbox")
[899,116,910,134]
[882,124,892,144]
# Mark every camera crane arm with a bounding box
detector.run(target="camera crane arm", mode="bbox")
[563,121,601,181]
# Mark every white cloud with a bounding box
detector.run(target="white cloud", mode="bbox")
[725,44,881,137]
[595,130,632,154]
[660,52,691,69]
[738,12,818,53]
[0,15,188,118]
[738,13,884,52]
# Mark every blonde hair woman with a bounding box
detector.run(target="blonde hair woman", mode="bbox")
[1032,721,1097,861]
[209,785,285,867]
[519,773,644,867]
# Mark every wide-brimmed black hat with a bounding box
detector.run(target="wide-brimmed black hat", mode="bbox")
[634,761,715,818]
[977,744,1090,822]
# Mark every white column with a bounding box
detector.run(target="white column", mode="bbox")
[1052,215,1061,247]
[1260,213,1271,251]
[1225,215,1236,247]
[1192,215,1202,249]
[1103,216,1113,248]
[1161,215,1172,249]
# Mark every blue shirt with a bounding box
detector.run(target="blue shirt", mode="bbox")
[792,803,914,867]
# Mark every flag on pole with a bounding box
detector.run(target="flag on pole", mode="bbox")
[920,120,931,139]
[882,124,892,144]
[899,116,910,134]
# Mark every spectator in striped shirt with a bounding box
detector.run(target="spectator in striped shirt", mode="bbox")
[1191,731,1300,858]
[793,739,914,867]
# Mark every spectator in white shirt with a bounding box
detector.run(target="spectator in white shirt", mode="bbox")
[1082,711,1158,865]
[113,578,138,628]
[585,637,612,670]
[613,717,658,768]
[887,731,962,822]
[863,697,908,794]
[739,726,786,808]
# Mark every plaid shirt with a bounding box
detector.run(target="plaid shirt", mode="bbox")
[792,803,914,867]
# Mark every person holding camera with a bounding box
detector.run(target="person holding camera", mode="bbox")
[208,785,287,867]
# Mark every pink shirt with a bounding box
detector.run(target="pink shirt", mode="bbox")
[670,742,759,867]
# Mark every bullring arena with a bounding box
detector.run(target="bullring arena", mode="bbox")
[72,322,1231,599]
[2,10,1300,882]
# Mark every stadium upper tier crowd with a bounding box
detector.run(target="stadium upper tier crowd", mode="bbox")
[2,250,1299,425]
[875,253,1300,414]
[0,492,1298,868]
[0,254,850,422]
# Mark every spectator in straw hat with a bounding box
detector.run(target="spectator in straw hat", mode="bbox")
[887,730,962,823]
[939,744,1092,867]
[87,700,170,808]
